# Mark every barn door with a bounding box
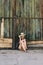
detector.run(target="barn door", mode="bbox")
[12,0,43,49]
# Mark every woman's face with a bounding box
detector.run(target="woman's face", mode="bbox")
[21,36,24,39]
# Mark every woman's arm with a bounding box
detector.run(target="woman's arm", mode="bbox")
[19,37,22,44]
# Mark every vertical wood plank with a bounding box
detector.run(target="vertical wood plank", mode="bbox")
[12,0,16,49]
[1,18,4,38]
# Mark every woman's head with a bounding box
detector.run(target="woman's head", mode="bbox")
[19,33,25,39]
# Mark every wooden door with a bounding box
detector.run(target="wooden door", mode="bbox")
[12,0,43,48]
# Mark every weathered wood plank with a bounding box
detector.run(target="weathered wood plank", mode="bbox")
[27,41,43,44]
[0,38,12,48]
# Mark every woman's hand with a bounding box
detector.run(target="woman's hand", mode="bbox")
[19,35,20,38]
[19,35,21,38]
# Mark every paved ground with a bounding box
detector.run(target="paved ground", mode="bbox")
[0,50,43,65]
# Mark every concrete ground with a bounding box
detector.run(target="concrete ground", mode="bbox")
[0,50,43,65]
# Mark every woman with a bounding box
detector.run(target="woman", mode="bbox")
[18,33,27,52]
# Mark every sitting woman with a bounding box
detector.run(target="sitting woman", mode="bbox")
[18,33,27,52]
